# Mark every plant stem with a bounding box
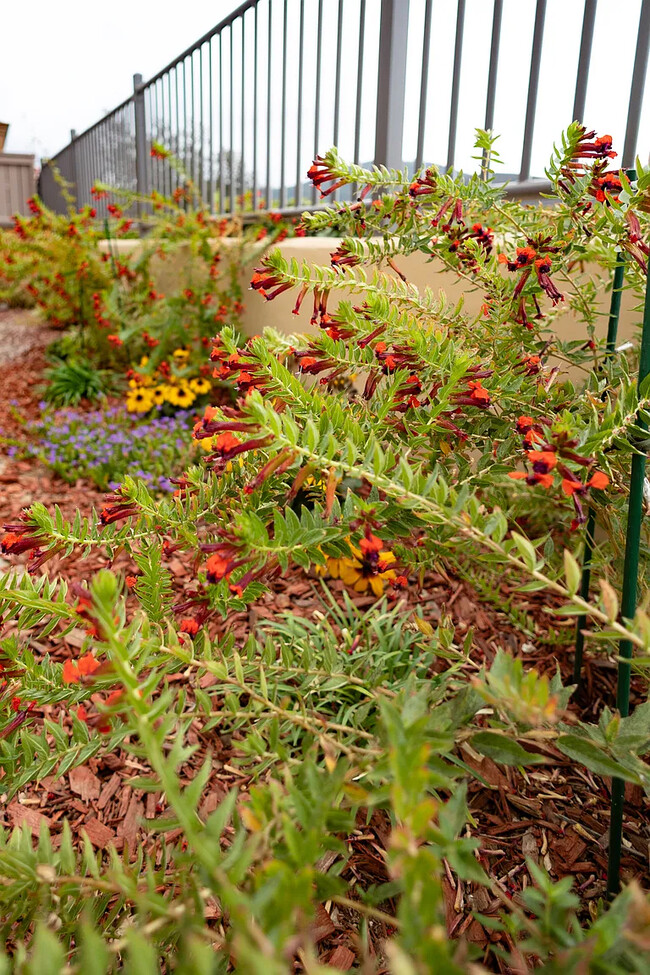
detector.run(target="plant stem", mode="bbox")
[607,249,650,897]
[574,249,628,686]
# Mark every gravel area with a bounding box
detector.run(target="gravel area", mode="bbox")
[0,306,59,363]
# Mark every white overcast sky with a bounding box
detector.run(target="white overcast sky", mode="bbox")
[2,0,649,181]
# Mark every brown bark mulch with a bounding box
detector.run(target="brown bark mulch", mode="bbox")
[0,309,648,970]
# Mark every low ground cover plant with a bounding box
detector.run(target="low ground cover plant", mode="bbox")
[12,405,198,492]
[1,127,650,969]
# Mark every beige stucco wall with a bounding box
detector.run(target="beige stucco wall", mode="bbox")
[99,237,644,350]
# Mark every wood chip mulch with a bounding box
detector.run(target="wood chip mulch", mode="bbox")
[0,309,648,970]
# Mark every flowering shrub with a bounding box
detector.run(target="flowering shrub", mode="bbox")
[124,352,214,414]
[2,127,650,967]
[25,404,197,491]
[0,171,246,379]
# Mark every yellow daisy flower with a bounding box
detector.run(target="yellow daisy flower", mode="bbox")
[126,389,154,413]
[338,547,396,597]
[173,348,190,361]
[316,542,397,597]
[161,385,181,404]
[173,386,196,408]
[189,377,212,395]
[151,386,166,406]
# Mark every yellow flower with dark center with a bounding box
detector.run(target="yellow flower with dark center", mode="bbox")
[173,386,196,408]
[126,388,154,413]
[162,385,181,404]
[151,387,166,406]
[316,542,397,597]
[173,347,190,361]
[189,377,212,395]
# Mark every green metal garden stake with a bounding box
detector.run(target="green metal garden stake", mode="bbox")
[606,251,650,897]
[573,252,628,685]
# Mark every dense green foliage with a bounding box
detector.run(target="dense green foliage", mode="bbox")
[1,126,650,970]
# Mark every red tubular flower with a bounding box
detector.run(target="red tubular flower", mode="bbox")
[590,172,622,203]
[357,325,386,349]
[331,244,361,269]
[526,450,557,474]
[250,267,293,301]
[307,156,348,198]
[0,706,36,740]
[450,379,491,409]
[392,575,409,590]
[179,618,200,637]
[295,351,336,375]
[534,257,564,305]
[574,132,617,160]
[100,492,139,526]
[292,284,308,316]
[310,289,332,328]
[588,471,609,490]
[359,532,384,558]
[1,525,44,555]
[409,168,437,199]
[498,246,536,272]
[62,653,101,685]
[432,196,463,229]
[205,553,232,583]
[516,415,535,435]
[509,470,554,489]
[622,210,650,273]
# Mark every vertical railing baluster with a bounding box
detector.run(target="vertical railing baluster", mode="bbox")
[209,41,214,212]
[280,0,288,209]
[519,0,547,182]
[220,31,225,213]
[622,0,650,170]
[313,0,323,204]
[572,0,597,123]
[166,72,172,198]
[175,66,181,196]
[266,0,273,209]
[354,0,366,168]
[295,0,305,208]
[191,53,196,195]
[374,0,410,171]
[482,0,503,177]
[253,2,258,211]
[241,16,246,210]
[199,46,205,205]
[415,0,432,173]
[446,0,466,174]
[230,24,235,213]
[133,73,149,219]
[333,0,344,200]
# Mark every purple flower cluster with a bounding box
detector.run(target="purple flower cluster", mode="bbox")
[28,404,197,492]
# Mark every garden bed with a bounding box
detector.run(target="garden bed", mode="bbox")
[2,129,650,971]
[1,311,649,970]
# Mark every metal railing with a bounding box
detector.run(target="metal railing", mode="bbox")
[39,0,650,217]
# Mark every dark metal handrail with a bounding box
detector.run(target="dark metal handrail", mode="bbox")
[38,0,650,217]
